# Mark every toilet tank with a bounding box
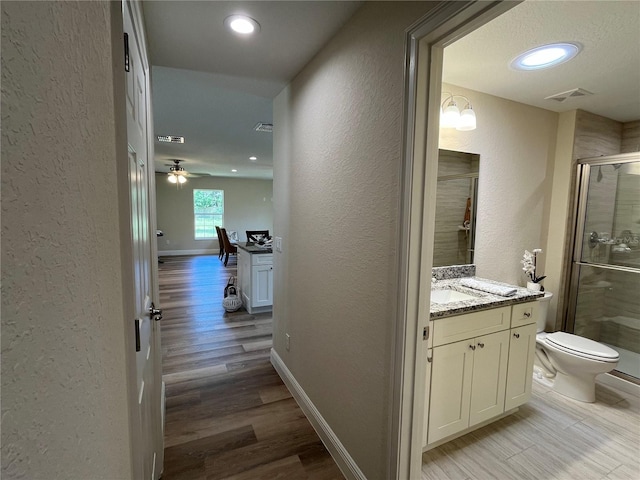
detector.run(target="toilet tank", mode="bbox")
[536,292,554,333]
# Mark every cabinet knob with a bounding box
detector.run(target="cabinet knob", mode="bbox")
[469,344,476,350]
[513,333,520,339]
[524,312,531,318]
[477,342,485,348]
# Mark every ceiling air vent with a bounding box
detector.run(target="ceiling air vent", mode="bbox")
[253,123,273,133]
[157,135,185,143]
[544,88,593,103]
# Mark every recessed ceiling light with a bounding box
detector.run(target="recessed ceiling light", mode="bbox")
[249,156,257,161]
[231,169,238,173]
[224,15,260,35]
[511,42,581,71]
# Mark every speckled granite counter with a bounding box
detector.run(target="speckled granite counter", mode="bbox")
[236,242,273,254]
[430,266,543,319]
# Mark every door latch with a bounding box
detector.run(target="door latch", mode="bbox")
[149,302,163,321]
[423,326,429,341]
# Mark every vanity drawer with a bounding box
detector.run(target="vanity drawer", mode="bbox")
[432,306,511,347]
[511,302,538,328]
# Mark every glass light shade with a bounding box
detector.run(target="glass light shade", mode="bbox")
[177,175,187,184]
[441,103,460,129]
[168,174,177,184]
[456,106,476,131]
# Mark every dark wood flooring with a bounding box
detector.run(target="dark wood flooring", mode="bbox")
[159,255,344,480]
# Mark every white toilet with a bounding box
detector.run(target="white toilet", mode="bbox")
[534,292,619,402]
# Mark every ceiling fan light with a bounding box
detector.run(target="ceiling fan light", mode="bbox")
[441,103,460,128]
[456,105,476,131]
[177,175,187,184]
[167,174,177,184]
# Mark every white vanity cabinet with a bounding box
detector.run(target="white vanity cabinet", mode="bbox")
[237,248,273,314]
[425,302,538,447]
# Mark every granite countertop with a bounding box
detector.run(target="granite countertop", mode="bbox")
[430,276,543,319]
[237,242,273,254]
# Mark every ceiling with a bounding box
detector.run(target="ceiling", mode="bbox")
[144,1,640,181]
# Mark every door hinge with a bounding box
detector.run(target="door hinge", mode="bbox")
[423,326,429,341]
[124,33,130,72]
[134,319,141,352]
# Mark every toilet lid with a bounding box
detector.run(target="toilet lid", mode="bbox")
[546,332,619,361]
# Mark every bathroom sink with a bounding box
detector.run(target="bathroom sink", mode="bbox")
[431,288,477,304]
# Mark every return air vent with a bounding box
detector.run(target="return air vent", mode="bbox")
[544,88,593,103]
[253,122,273,133]
[157,135,185,143]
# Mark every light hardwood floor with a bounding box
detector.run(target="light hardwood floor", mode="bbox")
[159,255,344,479]
[422,379,640,480]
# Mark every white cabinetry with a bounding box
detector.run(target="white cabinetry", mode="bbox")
[237,250,273,313]
[425,302,538,447]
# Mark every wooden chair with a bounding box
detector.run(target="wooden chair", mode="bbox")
[246,230,270,243]
[215,225,225,261]
[220,228,237,266]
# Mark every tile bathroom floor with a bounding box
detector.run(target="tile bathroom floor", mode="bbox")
[422,379,640,480]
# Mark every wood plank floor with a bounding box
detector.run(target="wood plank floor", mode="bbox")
[422,380,640,480]
[159,255,344,480]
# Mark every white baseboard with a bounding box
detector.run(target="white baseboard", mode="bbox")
[597,372,640,397]
[270,349,366,480]
[158,249,219,256]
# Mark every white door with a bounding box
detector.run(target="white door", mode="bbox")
[505,323,537,410]
[123,2,163,478]
[469,330,509,426]
[252,263,273,307]
[427,339,473,444]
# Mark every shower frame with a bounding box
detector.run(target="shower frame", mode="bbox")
[565,151,640,383]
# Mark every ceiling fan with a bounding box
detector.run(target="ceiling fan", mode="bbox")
[164,159,205,184]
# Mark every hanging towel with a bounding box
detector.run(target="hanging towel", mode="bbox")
[460,278,517,297]
[463,197,471,225]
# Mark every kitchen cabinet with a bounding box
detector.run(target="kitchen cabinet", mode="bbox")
[425,301,538,447]
[237,247,273,314]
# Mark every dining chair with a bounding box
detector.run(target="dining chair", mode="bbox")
[246,230,270,242]
[215,225,225,261]
[220,228,237,266]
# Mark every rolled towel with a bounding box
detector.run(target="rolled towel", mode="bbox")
[460,278,517,297]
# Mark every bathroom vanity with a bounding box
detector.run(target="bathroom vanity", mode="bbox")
[423,267,542,449]
[237,243,273,314]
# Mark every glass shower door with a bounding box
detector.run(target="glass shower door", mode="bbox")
[568,154,640,380]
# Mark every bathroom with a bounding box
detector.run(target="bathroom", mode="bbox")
[434,86,639,378]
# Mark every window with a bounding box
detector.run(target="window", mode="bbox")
[193,189,224,239]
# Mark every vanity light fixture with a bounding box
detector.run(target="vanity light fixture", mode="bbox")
[224,15,260,35]
[440,93,476,131]
[511,42,581,71]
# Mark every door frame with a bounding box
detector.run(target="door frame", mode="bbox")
[391,2,518,478]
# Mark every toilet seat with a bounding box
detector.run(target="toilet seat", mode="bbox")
[545,332,619,363]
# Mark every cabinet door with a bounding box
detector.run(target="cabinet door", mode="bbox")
[505,323,537,410]
[252,263,273,307]
[469,329,509,426]
[428,339,474,444]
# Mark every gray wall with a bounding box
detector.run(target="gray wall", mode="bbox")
[2,2,133,478]
[156,174,273,253]
[272,3,436,478]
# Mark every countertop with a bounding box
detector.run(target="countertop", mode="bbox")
[236,242,273,254]
[430,276,543,319]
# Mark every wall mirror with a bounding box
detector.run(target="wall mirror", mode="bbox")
[432,149,480,267]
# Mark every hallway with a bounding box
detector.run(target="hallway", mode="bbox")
[159,255,344,479]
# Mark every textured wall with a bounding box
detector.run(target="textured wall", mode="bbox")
[439,84,559,286]
[272,3,436,478]
[1,2,133,478]
[155,175,273,252]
